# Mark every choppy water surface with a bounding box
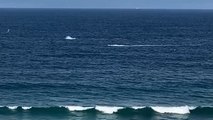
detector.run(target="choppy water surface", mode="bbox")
[0,9,213,120]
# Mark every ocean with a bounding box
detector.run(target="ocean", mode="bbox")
[0,9,213,120]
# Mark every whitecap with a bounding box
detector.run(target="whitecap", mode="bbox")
[151,106,192,114]
[108,44,181,47]
[108,44,126,47]
[22,107,32,110]
[65,36,76,40]
[95,106,123,114]
[65,106,93,111]
[132,106,146,109]
[8,106,18,110]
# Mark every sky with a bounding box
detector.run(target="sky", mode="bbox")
[0,0,213,9]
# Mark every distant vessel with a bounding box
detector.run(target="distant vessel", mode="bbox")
[65,36,76,40]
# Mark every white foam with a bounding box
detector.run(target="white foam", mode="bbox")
[65,36,76,40]
[108,44,126,47]
[65,106,93,111]
[4,105,197,114]
[95,106,123,114]
[151,106,193,114]
[22,107,32,110]
[8,106,18,110]
[132,106,146,109]
[108,44,180,47]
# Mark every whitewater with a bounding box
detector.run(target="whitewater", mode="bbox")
[1,105,212,115]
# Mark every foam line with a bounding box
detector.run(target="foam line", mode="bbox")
[95,106,123,114]
[151,106,195,114]
[132,106,146,109]
[1,105,211,115]
[65,106,93,111]
[108,44,181,47]
[108,44,201,47]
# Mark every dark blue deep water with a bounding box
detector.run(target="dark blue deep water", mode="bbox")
[0,9,213,120]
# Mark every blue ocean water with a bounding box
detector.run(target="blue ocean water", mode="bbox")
[0,9,213,120]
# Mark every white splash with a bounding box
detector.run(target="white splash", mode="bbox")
[132,106,146,109]
[22,107,32,110]
[95,106,123,114]
[65,106,93,111]
[8,106,18,110]
[151,106,195,114]
[65,36,76,40]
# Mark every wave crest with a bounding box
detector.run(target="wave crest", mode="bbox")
[65,36,76,40]
[108,44,180,47]
[95,106,123,114]
[0,106,212,116]
[151,106,195,114]
[65,106,93,111]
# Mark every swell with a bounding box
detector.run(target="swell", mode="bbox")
[0,106,213,116]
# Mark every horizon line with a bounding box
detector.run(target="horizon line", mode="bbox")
[0,7,213,10]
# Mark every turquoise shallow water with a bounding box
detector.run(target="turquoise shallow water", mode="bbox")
[0,9,213,119]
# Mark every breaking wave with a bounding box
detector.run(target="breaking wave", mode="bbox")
[65,36,76,40]
[107,44,181,47]
[107,44,201,47]
[0,106,212,116]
